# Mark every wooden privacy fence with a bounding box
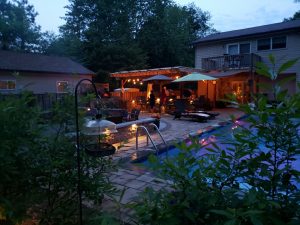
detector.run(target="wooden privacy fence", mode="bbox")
[0,91,147,111]
[0,93,67,111]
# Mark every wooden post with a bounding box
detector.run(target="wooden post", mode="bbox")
[121,79,125,99]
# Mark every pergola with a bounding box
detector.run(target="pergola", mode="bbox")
[110,66,201,91]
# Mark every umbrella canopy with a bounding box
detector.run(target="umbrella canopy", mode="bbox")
[114,88,139,92]
[143,74,173,82]
[172,72,217,82]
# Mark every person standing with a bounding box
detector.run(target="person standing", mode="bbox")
[149,90,155,113]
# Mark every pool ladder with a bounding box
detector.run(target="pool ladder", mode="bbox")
[136,123,168,156]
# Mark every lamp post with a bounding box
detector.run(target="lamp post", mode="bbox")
[74,79,117,225]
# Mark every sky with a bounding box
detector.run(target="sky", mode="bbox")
[27,0,299,34]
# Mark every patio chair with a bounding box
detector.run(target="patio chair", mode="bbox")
[129,108,140,120]
[192,96,219,119]
[123,108,141,121]
[173,99,210,122]
[194,95,213,111]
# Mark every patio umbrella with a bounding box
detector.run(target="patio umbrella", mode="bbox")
[172,73,217,82]
[143,74,173,94]
[143,74,173,82]
[172,72,218,105]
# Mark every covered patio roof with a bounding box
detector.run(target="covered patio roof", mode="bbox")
[207,69,250,78]
[110,66,201,79]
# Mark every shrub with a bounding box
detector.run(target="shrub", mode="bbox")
[0,92,117,224]
[131,56,300,225]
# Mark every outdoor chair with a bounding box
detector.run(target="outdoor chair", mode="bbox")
[123,108,140,121]
[194,95,213,111]
[129,108,140,121]
[173,99,210,122]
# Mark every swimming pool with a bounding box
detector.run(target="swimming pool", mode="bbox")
[137,118,300,188]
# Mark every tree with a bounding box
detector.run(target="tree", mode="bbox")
[59,0,215,76]
[0,0,42,52]
[137,2,214,67]
[284,10,300,21]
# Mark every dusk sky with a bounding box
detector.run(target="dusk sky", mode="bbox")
[27,0,299,34]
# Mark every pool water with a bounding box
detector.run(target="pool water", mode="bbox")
[138,119,300,187]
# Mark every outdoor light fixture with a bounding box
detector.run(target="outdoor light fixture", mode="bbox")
[74,79,117,225]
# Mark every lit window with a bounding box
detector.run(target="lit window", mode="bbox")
[56,81,68,93]
[0,80,16,90]
[272,36,286,49]
[257,38,271,51]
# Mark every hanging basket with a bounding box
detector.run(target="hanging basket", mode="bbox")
[84,143,116,157]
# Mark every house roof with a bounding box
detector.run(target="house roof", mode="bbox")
[0,50,95,75]
[193,19,300,45]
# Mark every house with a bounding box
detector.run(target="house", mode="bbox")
[193,19,300,103]
[0,50,95,94]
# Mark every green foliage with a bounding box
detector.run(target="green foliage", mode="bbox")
[0,92,44,223]
[0,0,42,51]
[284,10,300,21]
[57,0,215,73]
[131,57,300,225]
[0,93,117,224]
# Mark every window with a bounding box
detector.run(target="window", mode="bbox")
[56,81,68,93]
[257,36,286,51]
[0,80,16,90]
[228,44,239,55]
[227,43,251,54]
[272,36,286,49]
[257,38,271,50]
[240,43,251,54]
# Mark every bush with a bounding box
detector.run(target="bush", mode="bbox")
[0,92,117,224]
[130,56,300,225]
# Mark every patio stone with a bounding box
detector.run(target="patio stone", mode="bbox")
[125,179,147,189]
[136,174,155,182]
[120,188,142,204]
[111,174,136,185]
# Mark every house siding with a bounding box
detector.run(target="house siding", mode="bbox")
[195,44,224,68]
[195,32,300,82]
[252,33,300,82]
[0,71,92,94]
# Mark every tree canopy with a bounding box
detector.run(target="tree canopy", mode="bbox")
[284,10,300,21]
[55,0,215,81]
[0,0,216,81]
[0,0,42,51]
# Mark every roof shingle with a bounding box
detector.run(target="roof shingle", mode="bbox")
[0,50,95,75]
[193,19,300,45]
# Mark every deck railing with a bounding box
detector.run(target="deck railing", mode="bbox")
[201,53,261,71]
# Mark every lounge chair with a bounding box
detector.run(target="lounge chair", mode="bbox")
[173,99,211,122]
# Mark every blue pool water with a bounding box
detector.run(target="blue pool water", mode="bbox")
[139,119,300,187]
